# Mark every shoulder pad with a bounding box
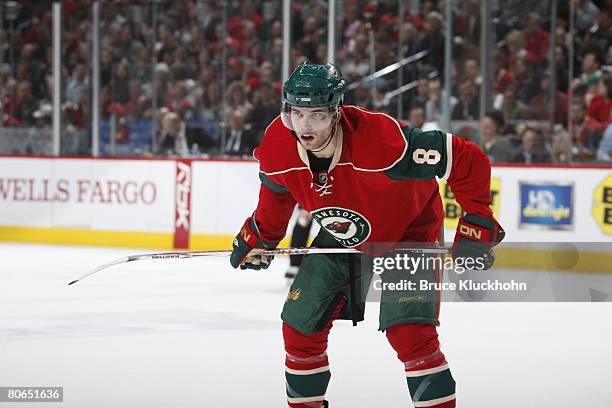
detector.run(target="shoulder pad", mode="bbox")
[341,106,408,171]
[253,116,307,175]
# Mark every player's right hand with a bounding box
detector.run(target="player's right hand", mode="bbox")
[452,214,505,270]
[230,216,279,270]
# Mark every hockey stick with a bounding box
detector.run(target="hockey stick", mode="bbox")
[68,245,451,286]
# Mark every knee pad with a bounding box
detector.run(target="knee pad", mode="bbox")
[283,322,329,365]
[386,323,445,369]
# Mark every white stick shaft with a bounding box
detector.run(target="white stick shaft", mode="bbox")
[69,246,450,285]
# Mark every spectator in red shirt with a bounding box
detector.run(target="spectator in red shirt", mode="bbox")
[523,13,550,66]
[586,77,612,131]
[227,0,263,44]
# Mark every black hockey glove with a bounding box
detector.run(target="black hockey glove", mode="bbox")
[452,214,505,270]
[230,215,280,270]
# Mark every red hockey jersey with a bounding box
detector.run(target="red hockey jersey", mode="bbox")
[252,105,493,248]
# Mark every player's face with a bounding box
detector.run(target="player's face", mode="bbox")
[289,107,334,150]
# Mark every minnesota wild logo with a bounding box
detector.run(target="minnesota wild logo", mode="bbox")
[311,207,372,247]
[326,221,351,234]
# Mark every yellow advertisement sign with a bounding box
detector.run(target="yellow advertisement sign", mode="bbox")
[439,178,501,229]
[592,175,612,235]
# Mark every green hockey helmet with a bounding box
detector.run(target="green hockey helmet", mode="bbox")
[281,62,347,132]
[282,62,347,107]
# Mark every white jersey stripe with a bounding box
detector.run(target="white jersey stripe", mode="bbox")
[260,166,310,176]
[285,365,330,375]
[405,363,449,378]
[287,395,326,404]
[441,133,453,180]
[413,393,456,407]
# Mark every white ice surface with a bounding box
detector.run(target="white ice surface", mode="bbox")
[0,243,611,408]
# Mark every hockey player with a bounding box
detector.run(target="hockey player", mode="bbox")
[230,62,504,408]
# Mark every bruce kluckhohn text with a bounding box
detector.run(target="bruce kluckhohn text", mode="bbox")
[372,279,528,292]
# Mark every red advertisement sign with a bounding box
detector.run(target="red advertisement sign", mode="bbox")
[174,160,192,249]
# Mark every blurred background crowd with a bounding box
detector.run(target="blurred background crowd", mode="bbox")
[0,0,610,162]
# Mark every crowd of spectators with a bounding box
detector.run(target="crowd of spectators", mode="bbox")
[0,0,610,162]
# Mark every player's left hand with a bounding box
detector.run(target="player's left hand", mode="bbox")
[452,214,505,270]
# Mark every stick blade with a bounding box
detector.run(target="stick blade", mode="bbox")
[67,256,130,286]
